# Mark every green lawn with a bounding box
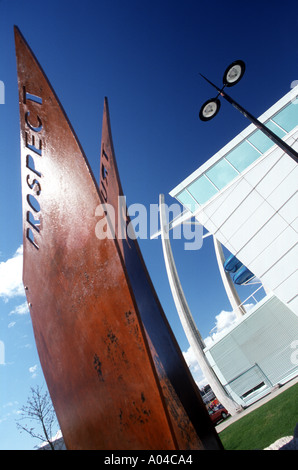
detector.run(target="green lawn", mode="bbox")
[219,383,298,450]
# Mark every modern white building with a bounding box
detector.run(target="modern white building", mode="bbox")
[158,86,298,408]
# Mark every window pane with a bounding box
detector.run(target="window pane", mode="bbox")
[272,102,298,132]
[176,190,199,212]
[248,129,272,153]
[206,158,238,190]
[225,141,260,172]
[188,175,218,205]
[265,120,286,138]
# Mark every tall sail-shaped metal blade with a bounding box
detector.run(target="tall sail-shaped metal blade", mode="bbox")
[15,26,185,450]
[99,98,222,450]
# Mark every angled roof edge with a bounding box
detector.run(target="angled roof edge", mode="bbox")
[170,84,298,197]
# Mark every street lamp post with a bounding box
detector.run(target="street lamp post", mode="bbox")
[199,60,298,164]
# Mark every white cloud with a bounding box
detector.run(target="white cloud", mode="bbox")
[8,321,16,329]
[9,301,29,316]
[183,309,239,389]
[0,246,25,302]
[214,309,237,332]
[243,302,255,312]
[0,401,21,423]
[29,364,38,378]
[183,346,208,389]
[3,401,19,408]
[204,309,238,348]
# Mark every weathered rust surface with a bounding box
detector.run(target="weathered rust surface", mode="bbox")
[15,26,222,450]
[100,98,222,450]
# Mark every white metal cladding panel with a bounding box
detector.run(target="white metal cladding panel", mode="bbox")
[278,190,298,225]
[219,152,297,255]
[256,297,298,384]
[261,243,298,291]
[242,147,283,188]
[284,128,298,148]
[291,217,298,232]
[206,295,298,393]
[216,190,264,242]
[242,225,297,278]
[237,218,297,266]
[201,178,253,229]
[274,270,298,303]
[193,145,298,314]
[226,366,268,400]
[267,168,298,212]
[288,295,298,314]
[205,334,252,383]
[250,150,297,200]
[228,200,276,251]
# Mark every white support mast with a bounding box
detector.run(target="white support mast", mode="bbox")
[159,194,242,416]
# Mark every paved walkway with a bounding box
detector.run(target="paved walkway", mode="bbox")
[215,376,298,433]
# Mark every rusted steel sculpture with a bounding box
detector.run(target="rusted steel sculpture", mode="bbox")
[15,26,222,450]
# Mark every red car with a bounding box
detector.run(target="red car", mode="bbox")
[208,405,229,425]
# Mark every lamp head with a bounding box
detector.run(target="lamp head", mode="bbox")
[223,60,245,87]
[199,97,221,121]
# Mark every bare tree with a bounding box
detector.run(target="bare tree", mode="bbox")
[16,385,59,450]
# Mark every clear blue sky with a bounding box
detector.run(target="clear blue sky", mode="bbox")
[1,0,298,450]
